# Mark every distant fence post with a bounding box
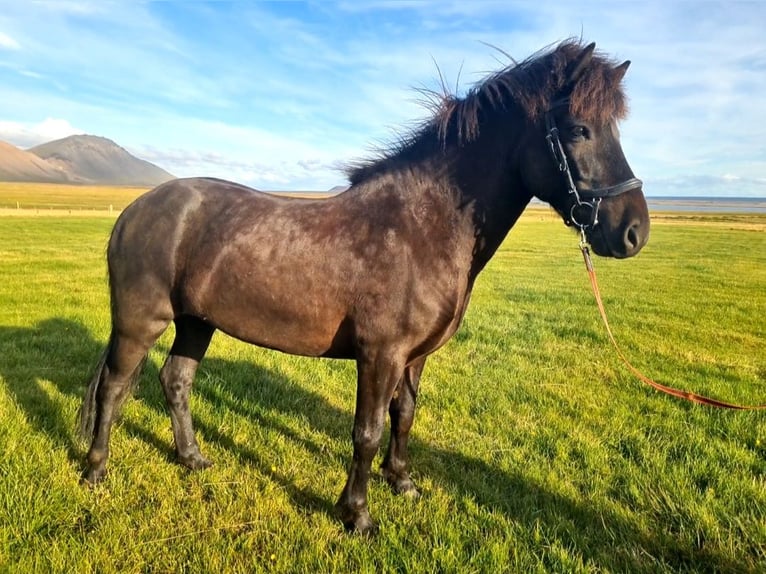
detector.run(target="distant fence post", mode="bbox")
[109,204,113,215]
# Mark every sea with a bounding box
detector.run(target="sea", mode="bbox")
[525,196,766,213]
[646,196,766,214]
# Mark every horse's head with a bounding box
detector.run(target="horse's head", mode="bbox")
[522,43,650,258]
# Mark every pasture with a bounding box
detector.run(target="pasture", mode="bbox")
[0,187,765,572]
[0,182,149,213]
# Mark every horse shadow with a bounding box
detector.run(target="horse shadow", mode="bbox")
[0,318,100,463]
[0,317,344,517]
[0,318,741,572]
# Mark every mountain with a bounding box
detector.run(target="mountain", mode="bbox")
[0,140,76,183]
[28,135,174,186]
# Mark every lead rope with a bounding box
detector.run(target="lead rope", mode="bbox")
[579,232,766,410]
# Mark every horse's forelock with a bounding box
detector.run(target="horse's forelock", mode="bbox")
[568,60,629,124]
[440,40,629,141]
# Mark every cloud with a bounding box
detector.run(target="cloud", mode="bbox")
[134,142,349,191]
[0,32,20,50]
[0,118,81,148]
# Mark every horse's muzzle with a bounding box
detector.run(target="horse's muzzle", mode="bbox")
[588,217,648,258]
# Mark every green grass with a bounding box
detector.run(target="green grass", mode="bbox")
[0,209,765,573]
[0,182,150,211]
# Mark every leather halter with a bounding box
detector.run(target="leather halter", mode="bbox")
[544,100,642,230]
[580,242,766,410]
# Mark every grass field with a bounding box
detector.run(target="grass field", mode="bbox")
[0,185,765,572]
[0,182,150,212]
[0,182,330,215]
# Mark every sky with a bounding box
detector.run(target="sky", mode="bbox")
[0,1,765,196]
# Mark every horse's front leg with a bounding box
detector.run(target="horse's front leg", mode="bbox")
[335,348,405,535]
[381,356,426,497]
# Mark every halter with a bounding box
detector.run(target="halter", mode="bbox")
[544,100,642,231]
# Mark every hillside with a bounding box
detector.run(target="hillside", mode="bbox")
[0,136,174,185]
[0,141,76,183]
[28,135,174,186]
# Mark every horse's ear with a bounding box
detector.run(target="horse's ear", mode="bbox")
[566,42,596,85]
[613,60,631,82]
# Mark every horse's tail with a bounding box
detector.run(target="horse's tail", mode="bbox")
[78,332,146,441]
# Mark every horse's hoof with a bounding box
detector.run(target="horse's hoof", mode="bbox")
[391,478,420,499]
[400,482,421,500]
[81,467,106,486]
[179,452,213,471]
[336,504,378,536]
[382,469,420,499]
[347,513,378,536]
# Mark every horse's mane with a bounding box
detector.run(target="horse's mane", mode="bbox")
[347,39,629,186]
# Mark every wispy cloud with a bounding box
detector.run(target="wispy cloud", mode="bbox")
[137,144,345,190]
[0,118,81,148]
[0,32,20,50]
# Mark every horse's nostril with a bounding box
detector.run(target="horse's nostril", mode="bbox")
[624,221,641,251]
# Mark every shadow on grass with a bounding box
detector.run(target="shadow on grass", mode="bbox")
[0,318,99,464]
[0,317,183,467]
[0,317,744,572]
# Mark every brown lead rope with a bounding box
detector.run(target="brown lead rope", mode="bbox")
[580,242,766,410]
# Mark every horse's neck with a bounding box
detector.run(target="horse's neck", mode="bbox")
[450,144,532,278]
[346,129,531,279]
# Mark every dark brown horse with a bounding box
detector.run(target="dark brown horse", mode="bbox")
[80,40,649,533]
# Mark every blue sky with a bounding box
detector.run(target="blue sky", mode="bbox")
[0,1,764,196]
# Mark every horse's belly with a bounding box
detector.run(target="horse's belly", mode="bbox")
[189,286,353,358]
[222,318,352,358]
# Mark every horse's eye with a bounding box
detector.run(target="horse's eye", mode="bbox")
[570,126,588,140]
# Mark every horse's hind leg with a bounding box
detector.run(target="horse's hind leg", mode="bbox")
[84,321,169,484]
[381,356,426,498]
[159,315,215,470]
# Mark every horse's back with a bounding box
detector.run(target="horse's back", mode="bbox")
[110,176,282,262]
[119,177,279,221]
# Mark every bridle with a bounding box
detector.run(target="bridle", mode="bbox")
[547,101,766,410]
[544,99,642,233]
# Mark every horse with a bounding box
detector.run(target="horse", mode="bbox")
[79,40,650,534]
